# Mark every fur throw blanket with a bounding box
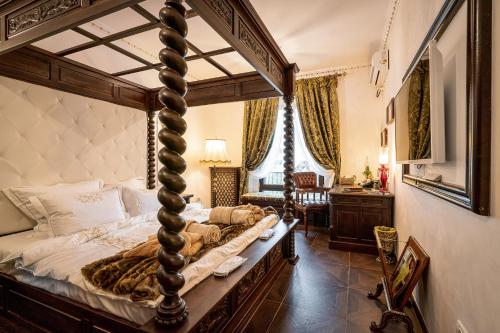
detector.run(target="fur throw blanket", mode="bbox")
[81,223,252,302]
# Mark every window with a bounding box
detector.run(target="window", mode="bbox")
[247,99,333,192]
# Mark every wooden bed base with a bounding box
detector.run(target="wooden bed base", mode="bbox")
[0,220,298,333]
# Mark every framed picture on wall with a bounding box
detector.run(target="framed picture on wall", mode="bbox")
[381,128,388,147]
[386,98,395,124]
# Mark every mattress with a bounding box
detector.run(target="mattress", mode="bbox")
[5,267,157,324]
[0,212,279,325]
[0,225,158,324]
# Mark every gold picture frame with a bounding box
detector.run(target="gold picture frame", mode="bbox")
[386,97,395,124]
[381,128,388,147]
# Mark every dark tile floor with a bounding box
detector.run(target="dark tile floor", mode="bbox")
[245,229,423,333]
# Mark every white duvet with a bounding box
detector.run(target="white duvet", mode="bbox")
[0,212,279,310]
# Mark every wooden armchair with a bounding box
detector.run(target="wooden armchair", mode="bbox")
[293,172,330,237]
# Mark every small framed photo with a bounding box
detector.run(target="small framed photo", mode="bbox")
[381,128,388,147]
[386,98,395,124]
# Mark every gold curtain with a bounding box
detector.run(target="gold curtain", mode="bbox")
[408,59,431,160]
[240,98,279,196]
[296,75,341,184]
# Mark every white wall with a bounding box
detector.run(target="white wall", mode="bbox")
[338,68,385,181]
[380,1,500,332]
[183,101,244,206]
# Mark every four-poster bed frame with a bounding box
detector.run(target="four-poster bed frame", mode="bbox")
[0,0,299,331]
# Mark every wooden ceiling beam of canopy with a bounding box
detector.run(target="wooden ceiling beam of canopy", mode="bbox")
[130,3,161,23]
[111,47,234,77]
[71,26,156,69]
[186,40,232,77]
[185,46,233,61]
[55,4,198,57]
[186,0,290,94]
[0,0,144,55]
[112,63,163,77]
[150,71,280,110]
[56,21,162,57]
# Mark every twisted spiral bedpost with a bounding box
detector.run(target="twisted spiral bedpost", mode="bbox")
[155,0,189,326]
[282,94,295,224]
[283,94,298,263]
[147,110,156,190]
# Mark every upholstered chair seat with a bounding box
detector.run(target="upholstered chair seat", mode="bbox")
[293,172,330,237]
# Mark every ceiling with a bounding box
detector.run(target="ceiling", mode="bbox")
[31,0,390,89]
[251,0,391,72]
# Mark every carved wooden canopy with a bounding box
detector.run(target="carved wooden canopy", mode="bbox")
[0,0,297,109]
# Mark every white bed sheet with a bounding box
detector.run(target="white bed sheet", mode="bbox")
[181,207,211,223]
[0,212,279,325]
[0,229,49,262]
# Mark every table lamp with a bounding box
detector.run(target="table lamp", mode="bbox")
[378,147,389,193]
[200,139,231,206]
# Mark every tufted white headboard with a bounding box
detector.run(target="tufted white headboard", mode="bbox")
[0,76,148,234]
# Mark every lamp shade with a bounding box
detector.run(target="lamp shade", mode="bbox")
[379,147,389,165]
[200,139,231,165]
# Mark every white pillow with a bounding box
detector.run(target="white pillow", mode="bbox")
[122,187,160,217]
[31,187,127,237]
[186,202,203,210]
[119,177,147,190]
[2,179,103,226]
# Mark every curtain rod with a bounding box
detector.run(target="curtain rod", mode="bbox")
[297,64,370,80]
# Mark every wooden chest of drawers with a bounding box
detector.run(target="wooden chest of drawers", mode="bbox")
[329,186,394,254]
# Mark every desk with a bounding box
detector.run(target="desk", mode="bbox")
[329,186,394,254]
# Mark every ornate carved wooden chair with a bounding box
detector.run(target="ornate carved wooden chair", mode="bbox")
[293,172,329,237]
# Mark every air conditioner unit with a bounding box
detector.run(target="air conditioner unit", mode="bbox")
[370,49,389,87]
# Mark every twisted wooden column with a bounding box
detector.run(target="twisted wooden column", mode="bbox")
[282,94,295,223]
[283,94,298,264]
[147,110,156,190]
[155,0,189,326]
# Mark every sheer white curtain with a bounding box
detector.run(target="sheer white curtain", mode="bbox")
[247,98,333,192]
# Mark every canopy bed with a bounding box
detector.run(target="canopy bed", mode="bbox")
[0,0,299,332]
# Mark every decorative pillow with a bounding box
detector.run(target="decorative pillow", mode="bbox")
[2,179,103,226]
[31,187,127,237]
[122,187,160,217]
